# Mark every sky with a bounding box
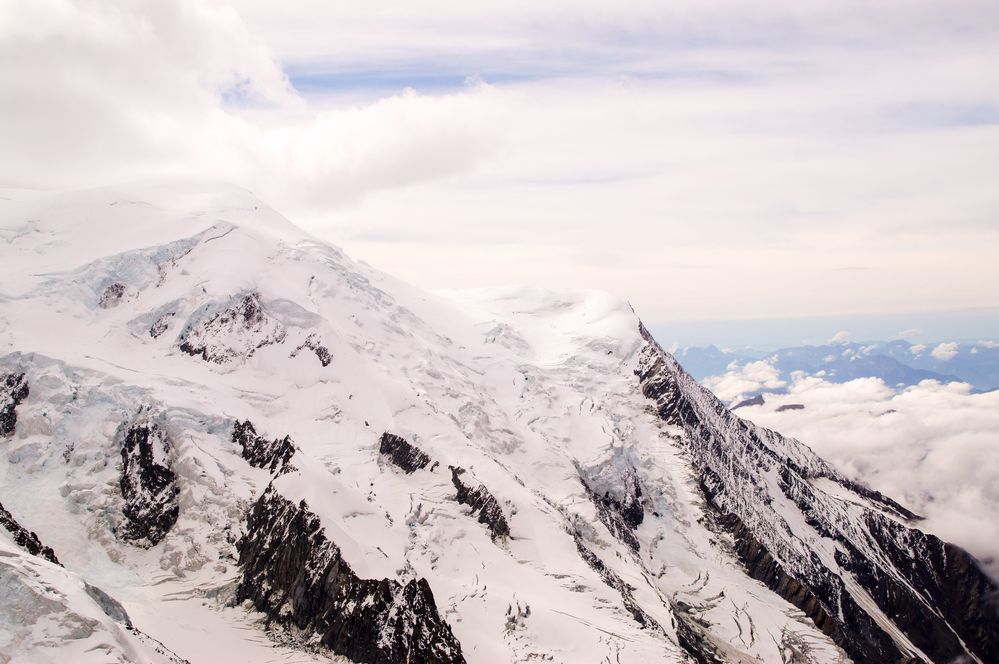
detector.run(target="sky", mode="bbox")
[2,0,998,342]
[654,306,999,349]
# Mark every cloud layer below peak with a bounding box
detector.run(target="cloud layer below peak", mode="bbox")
[733,373,999,579]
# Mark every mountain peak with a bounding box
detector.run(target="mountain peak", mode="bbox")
[1,183,995,664]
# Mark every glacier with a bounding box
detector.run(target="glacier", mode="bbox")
[0,182,995,663]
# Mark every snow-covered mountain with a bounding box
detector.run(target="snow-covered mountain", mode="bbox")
[0,183,995,664]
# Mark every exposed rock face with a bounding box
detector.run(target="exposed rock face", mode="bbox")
[0,372,28,437]
[636,323,999,664]
[98,282,126,308]
[118,421,179,546]
[698,472,890,662]
[149,312,174,338]
[580,470,644,553]
[0,500,60,564]
[585,487,638,553]
[572,532,663,633]
[607,473,644,529]
[775,403,805,412]
[842,514,999,663]
[291,333,332,367]
[731,394,764,410]
[232,420,296,475]
[379,433,431,474]
[83,582,133,629]
[672,614,726,664]
[449,466,510,541]
[179,293,286,364]
[235,486,465,664]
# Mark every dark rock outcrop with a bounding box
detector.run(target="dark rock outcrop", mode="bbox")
[775,403,804,412]
[379,433,431,474]
[636,322,999,664]
[573,532,663,633]
[149,312,174,338]
[179,293,286,364]
[731,394,764,410]
[235,486,465,664]
[84,582,133,628]
[0,500,60,564]
[98,282,126,308]
[291,333,332,367]
[698,469,898,663]
[842,514,999,664]
[0,372,28,437]
[609,473,644,530]
[672,605,727,664]
[118,422,179,546]
[232,420,296,475]
[674,627,725,664]
[449,466,510,541]
[581,475,643,553]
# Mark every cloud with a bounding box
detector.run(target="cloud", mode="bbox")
[2,0,999,324]
[729,373,999,579]
[702,359,786,401]
[931,341,960,361]
[0,0,503,207]
[829,330,851,343]
[896,328,923,340]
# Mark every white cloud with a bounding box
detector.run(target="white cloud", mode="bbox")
[897,328,923,340]
[2,0,999,324]
[931,341,960,361]
[702,359,786,402]
[0,0,503,207]
[830,330,851,343]
[731,373,999,578]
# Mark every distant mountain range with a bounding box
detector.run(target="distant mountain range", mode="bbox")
[676,339,999,393]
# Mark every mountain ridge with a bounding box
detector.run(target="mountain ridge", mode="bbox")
[675,341,999,395]
[0,183,995,663]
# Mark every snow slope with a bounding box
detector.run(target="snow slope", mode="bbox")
[0,182,994,663]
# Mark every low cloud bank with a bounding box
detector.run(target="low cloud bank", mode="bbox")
[702,360,787,402]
